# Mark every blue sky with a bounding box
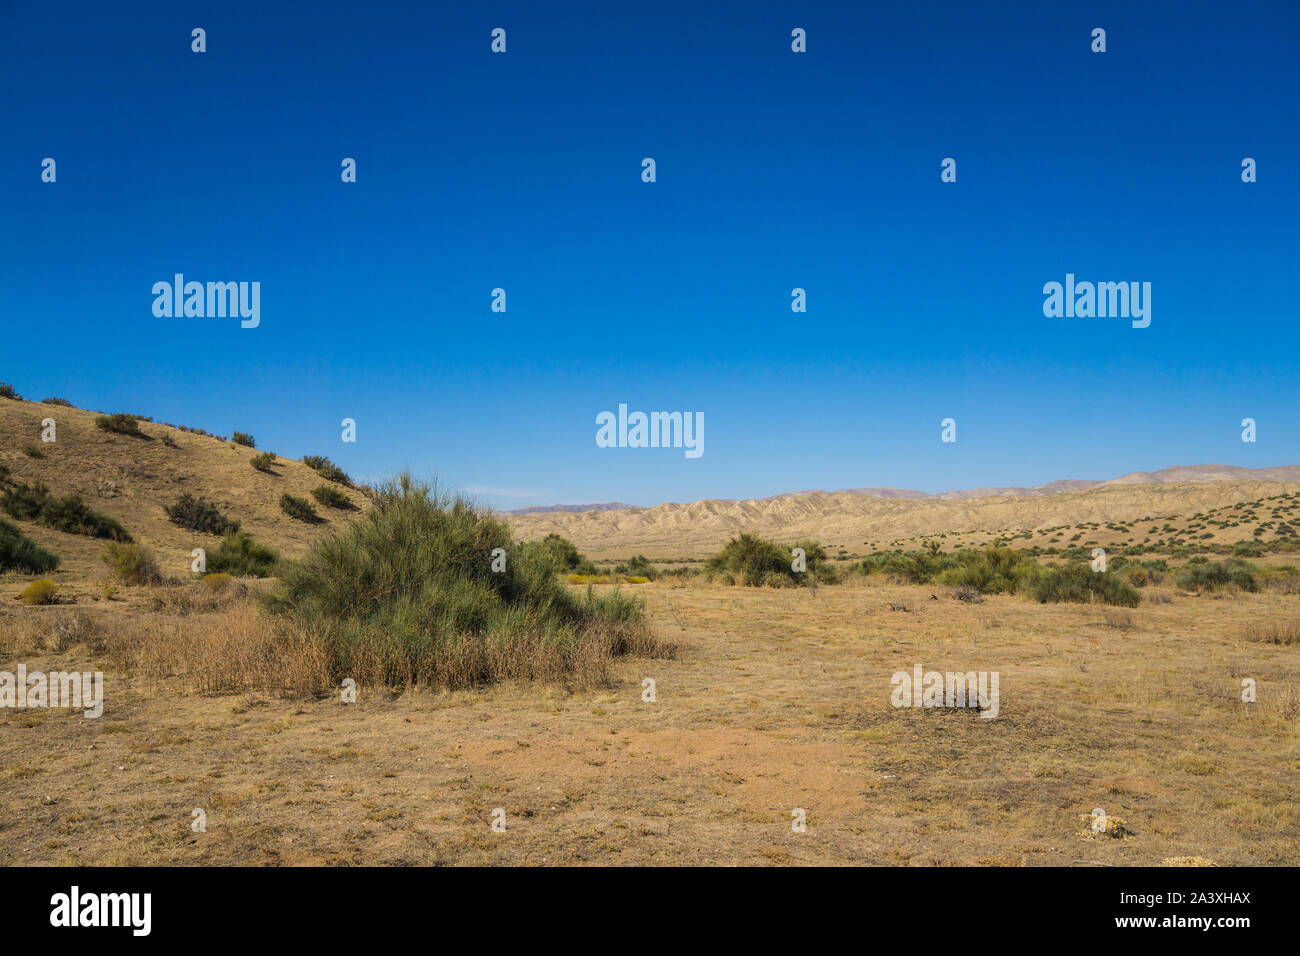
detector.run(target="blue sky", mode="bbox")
[3,1,1297,508]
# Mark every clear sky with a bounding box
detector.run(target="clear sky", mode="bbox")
[3,1,1297,508]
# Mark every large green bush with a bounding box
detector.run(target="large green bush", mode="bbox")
[266,475,660,687]
[1027,563,1141,607]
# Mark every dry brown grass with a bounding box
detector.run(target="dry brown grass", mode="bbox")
[1244,621,1300,646]
[1,576,1295,866]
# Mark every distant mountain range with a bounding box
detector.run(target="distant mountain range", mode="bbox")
[504,464,1300,559]
[507,502,638,515]
[505,465,1300,514]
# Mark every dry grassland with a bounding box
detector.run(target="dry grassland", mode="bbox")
[2,576,1295,866]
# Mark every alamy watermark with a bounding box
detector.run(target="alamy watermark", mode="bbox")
[891,664,999,719]
[1,664,103,718]
[596,404,703,459]
[1042,273,1150,328]
[152,274,260,328]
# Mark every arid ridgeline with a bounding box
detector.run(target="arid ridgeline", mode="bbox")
[0,395,366,591]
[505,475,1300,560]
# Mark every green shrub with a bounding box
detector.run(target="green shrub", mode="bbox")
[616,554,659,581]
[164,493,239,535]
[250,451,277,473]
[95,413,145,437]
[19,579,60,605]
[232,432,256,448]
[310,485,353,509]
[41,397,73,407]
[706,533,792,585]
[265,474,663,688]
[526,534,597,575]
[0,383,20,399]
[36,492,131,541]
[279,493,320,522]
[302,455,352,486]
[0,481,131,541]
[0,518,59,573]
[207,530,280,578]
[1232,541,1264,557]
[1028,563,1140,607]
[201,572,235,591]
[22,443,45,458]
[935,547,1040,595]
[1176,559,1258,593]
[101,541,161,586]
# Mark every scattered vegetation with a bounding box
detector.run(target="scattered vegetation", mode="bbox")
[40,397,73,407]
[232,432,256,448]
[0,383,20,400]
[857,545,1141,606]
[22,443,45,458]
[164,493,240,536]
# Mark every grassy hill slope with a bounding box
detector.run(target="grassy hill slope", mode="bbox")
[0,395,365,592]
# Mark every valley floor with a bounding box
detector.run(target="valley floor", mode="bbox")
[1,578,1296,865]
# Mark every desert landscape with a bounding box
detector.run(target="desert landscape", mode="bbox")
[2,390,1297,866]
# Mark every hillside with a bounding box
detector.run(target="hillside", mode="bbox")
[0,396,364,591]
[6,393,1299,573]
[505,478,1300,559]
